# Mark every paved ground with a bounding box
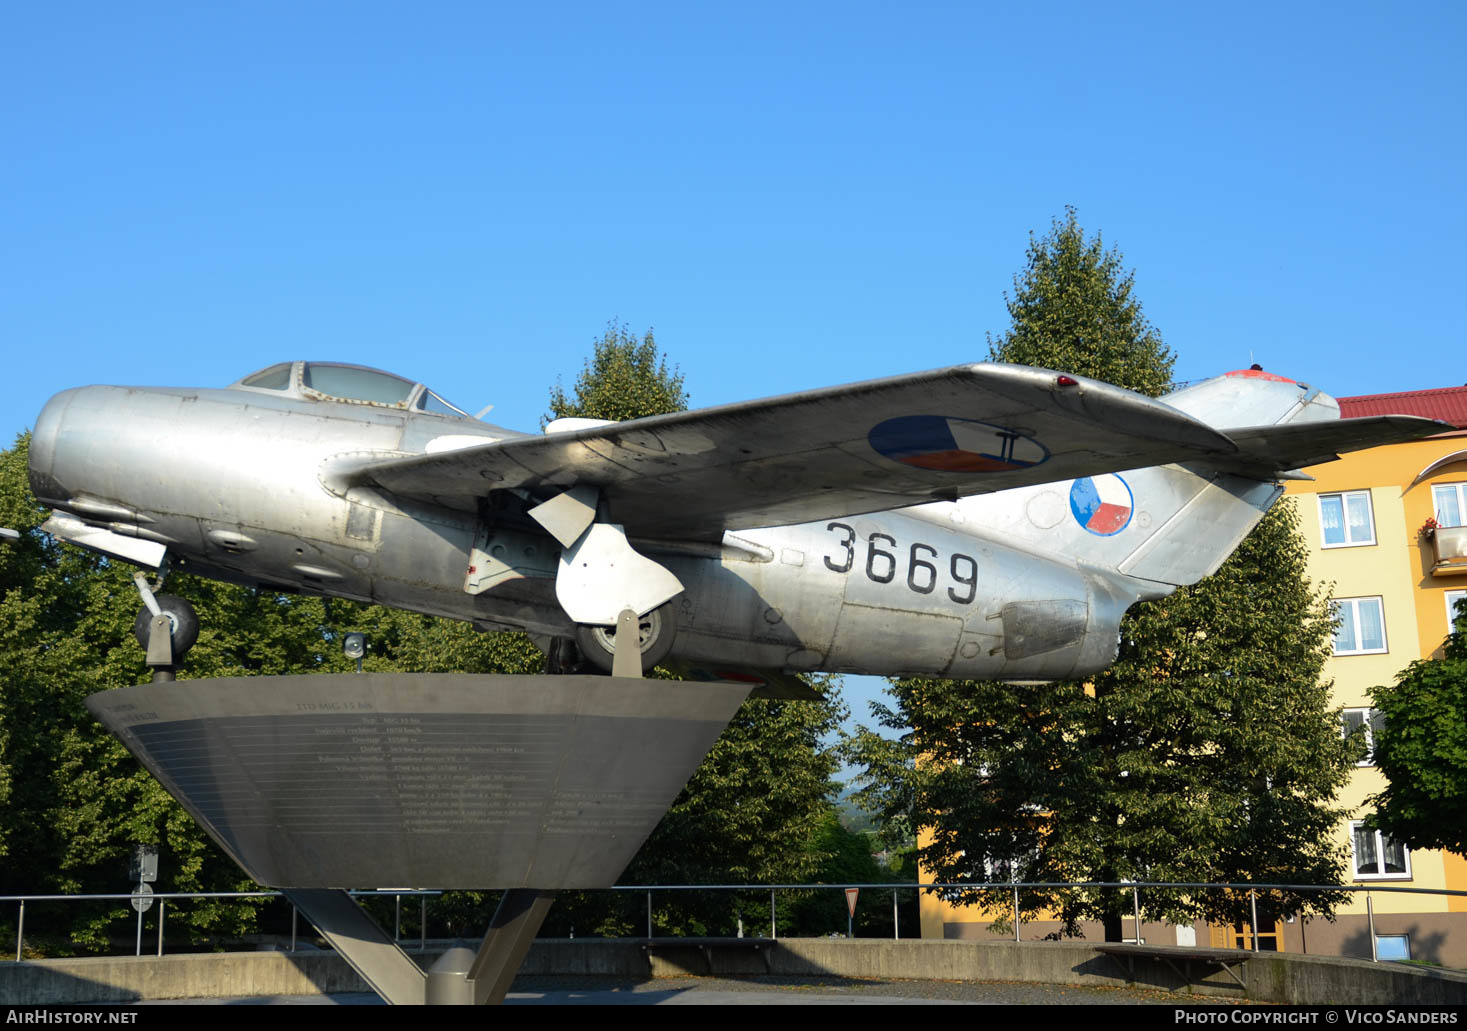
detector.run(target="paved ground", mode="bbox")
[147,975,1226,1005]
[508,975,1203,1005]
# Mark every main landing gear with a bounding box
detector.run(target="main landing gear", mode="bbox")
[540,601,678,676]
[504,485,683,677]
[574,600,677,674]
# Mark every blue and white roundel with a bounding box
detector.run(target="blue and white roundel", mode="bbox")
[867,415,1049,473]
[1069,474,1134,536]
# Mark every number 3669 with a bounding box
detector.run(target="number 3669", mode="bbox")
[823,522,978,604]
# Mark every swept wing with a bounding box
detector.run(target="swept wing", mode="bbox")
[346,363,1440,540]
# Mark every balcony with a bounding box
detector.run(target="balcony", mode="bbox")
[1432,524,1467,575]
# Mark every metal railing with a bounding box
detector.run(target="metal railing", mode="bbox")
[6,881,1465,964]
[609,880,1467,961]
[2,889,439,961]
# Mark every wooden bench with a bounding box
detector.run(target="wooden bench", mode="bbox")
[1094,942,1254,990]
[639,937,778,974]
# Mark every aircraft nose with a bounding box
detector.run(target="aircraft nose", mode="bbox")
[28,387,79,505]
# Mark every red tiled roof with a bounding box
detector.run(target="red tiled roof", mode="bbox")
[1338,385,1467,428]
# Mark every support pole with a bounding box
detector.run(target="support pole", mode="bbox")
[283,888,427,1005]
[770,889,777,940]
[16,901,23,962]
[612,608,642,678]
[467,889,557,1006]
[157,900,165,957]
[1367,894,1377,962]
[1133,886,1142,943]
[1250,890,1260,953]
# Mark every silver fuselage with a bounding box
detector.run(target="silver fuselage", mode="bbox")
[28,382,1197,680]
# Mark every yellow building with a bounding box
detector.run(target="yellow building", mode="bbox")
[1278,383,1467,964]
[921,384,1467,958]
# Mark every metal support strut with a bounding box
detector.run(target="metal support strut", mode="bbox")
[132,572,174,680]
[282,886,561,1006]
[282,889,428,1005]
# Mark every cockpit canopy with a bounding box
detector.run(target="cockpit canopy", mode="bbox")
[232,361,471,418]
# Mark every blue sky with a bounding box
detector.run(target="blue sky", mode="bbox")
[5,2,1463,738]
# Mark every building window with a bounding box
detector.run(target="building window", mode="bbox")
[1351,823,1410,880]
[1227,921,1281,952]
[1319,491,1376,548]
[1376,935,1412,962]
[1341,708,1384,766]
[1435,482,1467,528]
[1332,598,1388,655]
[1447,590,1467,629]
[981,855,1019,883]
[975,843,1038,883]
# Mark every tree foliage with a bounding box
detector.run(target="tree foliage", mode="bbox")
[552,687,846,937]
[987,206,1176,398]
[1368,599,1467,855]
[535,323,846,936]
[850,211,1351,939]
[778,810,920,938]
[547,322,688,424]
[0,436,297,949]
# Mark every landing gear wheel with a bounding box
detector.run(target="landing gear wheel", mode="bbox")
[132,595,199,658]
[574,602,678,674]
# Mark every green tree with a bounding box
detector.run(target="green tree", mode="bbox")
[575,688,846,938]
[0,439,549,951]
[779,810,919,938]
[534,323,846,936]
[850,211,1351,941]
[1367,598,1467,855]
[547,322,687,424]
[987,206,1175,398]
[0,436,304,950]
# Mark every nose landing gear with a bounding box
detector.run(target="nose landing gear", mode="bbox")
[131,571,198,680]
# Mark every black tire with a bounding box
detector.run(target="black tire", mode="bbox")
[133,595,200,657]
[574,603,678,674]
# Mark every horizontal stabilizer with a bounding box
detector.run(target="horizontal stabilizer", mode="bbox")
[1221,416,1445,476]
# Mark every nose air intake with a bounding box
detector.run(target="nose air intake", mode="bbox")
[28,387,77,506]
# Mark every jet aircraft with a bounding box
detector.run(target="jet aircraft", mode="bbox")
[27,361,1439,689]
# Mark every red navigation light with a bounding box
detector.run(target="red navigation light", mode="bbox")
[1056,375,1079,387]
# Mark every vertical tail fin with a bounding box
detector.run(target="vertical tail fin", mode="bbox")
[957,370,1336,592]
[1111,370,1336,587]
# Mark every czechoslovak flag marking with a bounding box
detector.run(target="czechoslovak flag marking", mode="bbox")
[1069,474,1133,536]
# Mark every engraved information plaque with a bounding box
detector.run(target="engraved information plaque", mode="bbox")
[87,673,749,889]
